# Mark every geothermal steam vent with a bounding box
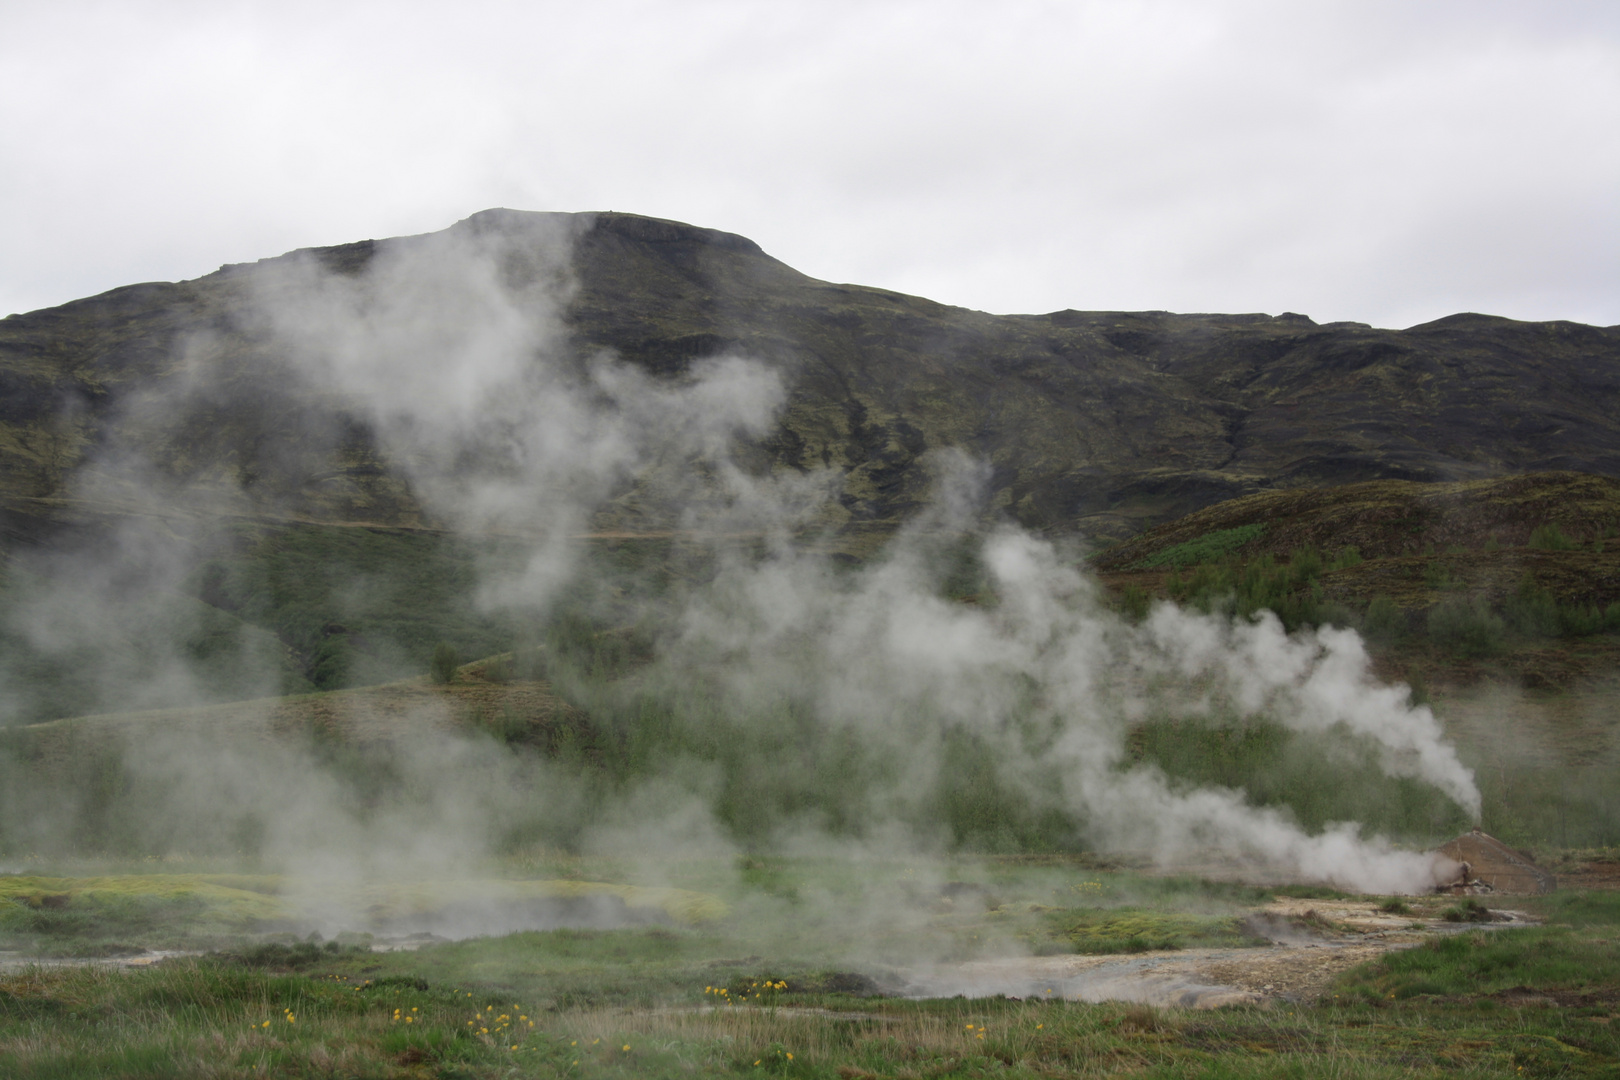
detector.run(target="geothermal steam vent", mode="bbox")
[1437,828,1557,894]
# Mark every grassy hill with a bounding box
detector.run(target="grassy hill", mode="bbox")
[1087,471,1620,849]
[1,212,1618,857]
[1094,470,1620,570]
[1093,471,1620,671]
[1,209,1617,728]
[2,210,1618,550]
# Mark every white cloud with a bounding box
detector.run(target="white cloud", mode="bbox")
[2,0,1616,327]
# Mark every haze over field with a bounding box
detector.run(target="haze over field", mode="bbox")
[3,0,1617,926]
[4,12,1620,1078]
[0,216,1485,897]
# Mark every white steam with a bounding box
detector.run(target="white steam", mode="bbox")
[253,213,786,617]
[0,211,1479,898]
[245,213,1477,893]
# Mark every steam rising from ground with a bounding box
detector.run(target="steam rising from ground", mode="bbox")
[0,213,1477,898]
[255,213,787,613]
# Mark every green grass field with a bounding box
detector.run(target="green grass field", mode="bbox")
[3,474,1619,1074]
[1,858,1616,1078]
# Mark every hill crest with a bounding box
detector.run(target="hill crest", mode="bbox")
[1,210,1618,550]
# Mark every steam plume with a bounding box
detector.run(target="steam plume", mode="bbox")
[0,212,1478,899]
[247,213,1476,893]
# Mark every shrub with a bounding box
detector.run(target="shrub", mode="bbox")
[1310,599,1357,630]
[1118,585,1150,622]
[1362,595,1405,644]
[1165,569,1189,602]
[310,636,355,690]
[1422,560,1460,590]
[1504,575,1560,637]
[1441,899,1494,923]
[1528,523,1577,551]
[1426,595,1506,657]
[1561,604,1605,637]
[429,641,459,684]
[1131,523,1266,570]
[1288,545,1323,585]
[483,703,530,744]
[1506,575,1610,638]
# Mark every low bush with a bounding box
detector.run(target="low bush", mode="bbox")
[1425,595,1505,657]
[1361,595,1406,644]
[1528,522,1578,551]
[1505,575,1561,637]
[1132,523,1266,570]
[1440,899,1494,923]
[430,641,459,684]
[1117,584,1150,622]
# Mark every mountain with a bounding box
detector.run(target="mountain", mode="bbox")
[3,208,1618,552]
[3,211,1617,859]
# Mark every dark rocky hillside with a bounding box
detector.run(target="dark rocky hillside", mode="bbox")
[2,208,1618,553]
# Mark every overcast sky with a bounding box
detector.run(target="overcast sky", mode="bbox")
[4,0,1617,328]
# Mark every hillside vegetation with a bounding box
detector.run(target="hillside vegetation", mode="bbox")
[4,470,1620,860]
[1,211,1619,858]
[1095,471,1620,635]
[1095,471,1620,570]
[2,210,1618,550]
[1088,471,1620,849]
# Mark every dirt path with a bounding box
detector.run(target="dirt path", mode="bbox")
[895,898,1540,1009]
